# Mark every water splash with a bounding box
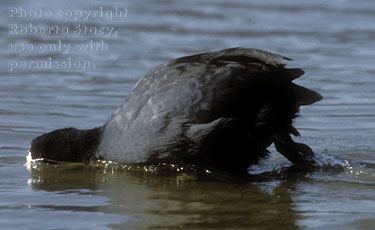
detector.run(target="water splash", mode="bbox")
[311,150,346,168]
[248,150,347,176]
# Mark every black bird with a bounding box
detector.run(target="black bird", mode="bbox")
[29,48,322,174]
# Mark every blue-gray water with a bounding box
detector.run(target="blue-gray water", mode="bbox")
[1,0,375,229]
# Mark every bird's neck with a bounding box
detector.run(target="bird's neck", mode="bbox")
[74,127,103,162]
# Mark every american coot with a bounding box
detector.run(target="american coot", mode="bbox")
[29,48,322,174]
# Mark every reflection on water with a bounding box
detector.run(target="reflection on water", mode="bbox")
[24,156,375,230]
[27,161,302,230]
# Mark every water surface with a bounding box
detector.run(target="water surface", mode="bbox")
[1,0,375,229]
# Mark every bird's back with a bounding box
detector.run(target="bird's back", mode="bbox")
[96,48,322,172]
